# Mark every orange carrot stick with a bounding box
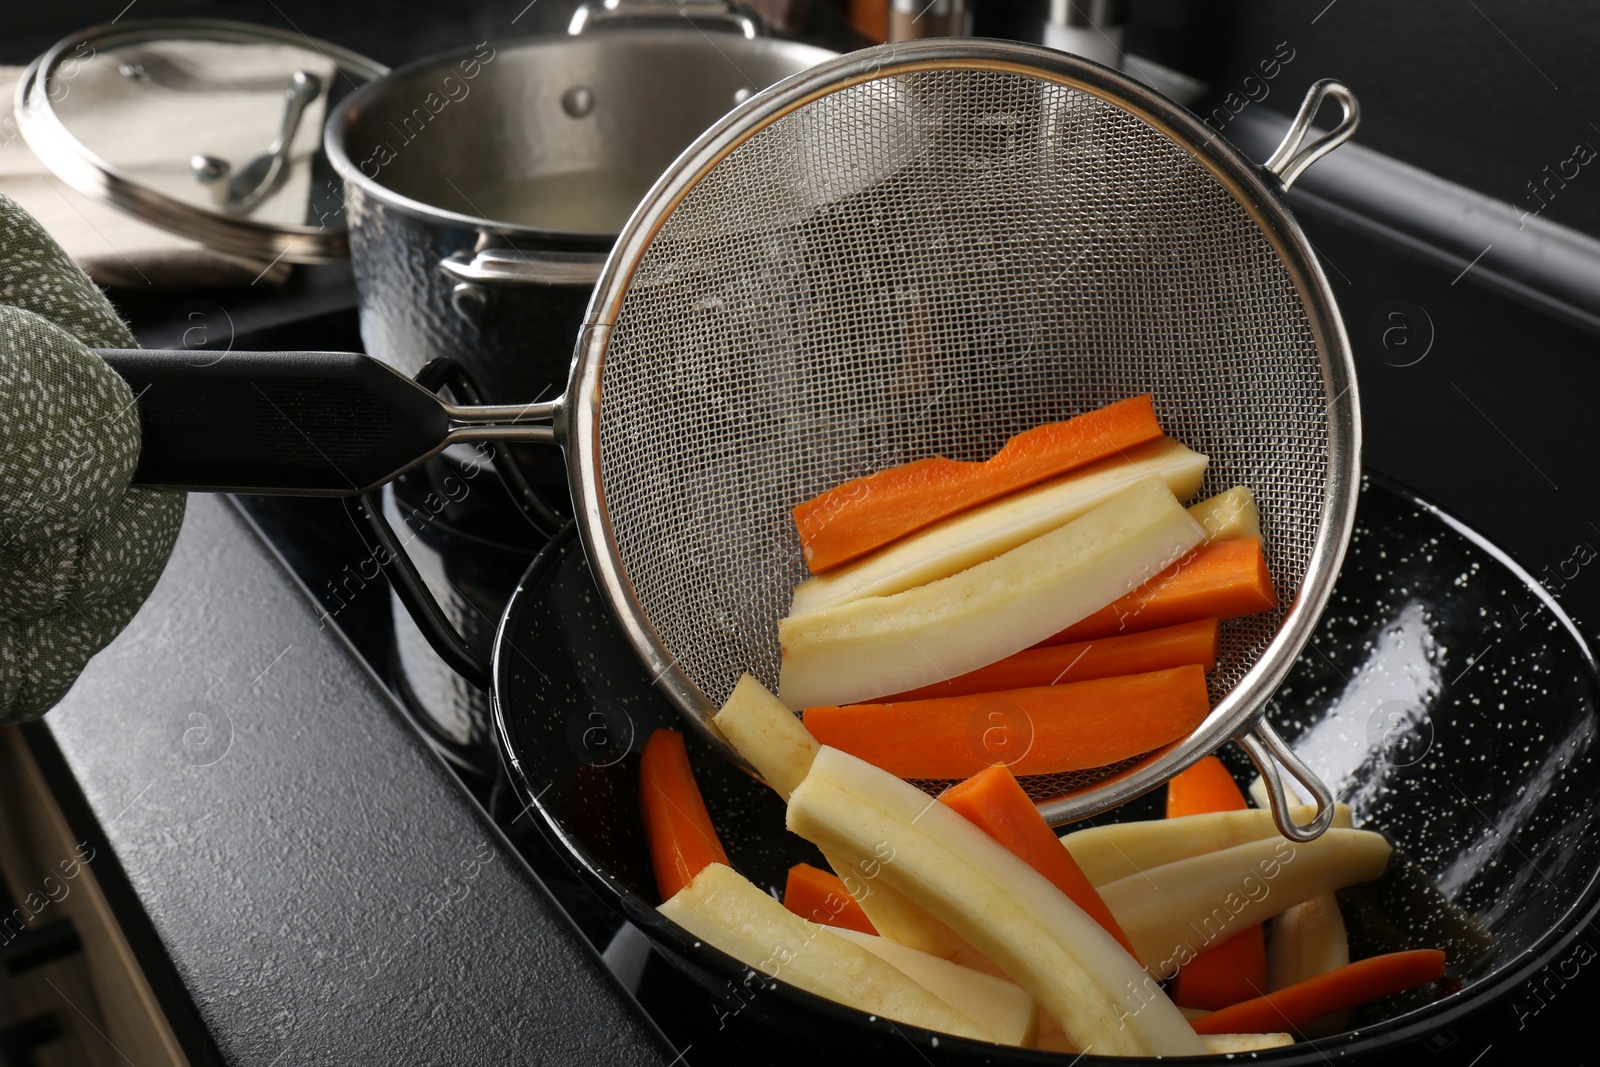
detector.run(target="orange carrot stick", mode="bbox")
[1040,537,1275,646]
[939,764,1138,957]
[1166,755,1262,1010]
[640,728,730,902]
[1165,754,1249,818]
[803,666,1211,780]
[1173,926,1268,1012]
[885,619,1219,703]
[782,863,878,935]
[792,395,1164,574]
[1190,950,1447,1035]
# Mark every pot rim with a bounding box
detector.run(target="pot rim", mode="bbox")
[323,29,838,245]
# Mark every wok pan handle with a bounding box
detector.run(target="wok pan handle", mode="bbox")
[338,357,569,694]
[1236,722,1337,842]
[343,492,491,691]
[1261,79,1360,191]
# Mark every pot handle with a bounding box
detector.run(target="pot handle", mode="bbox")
[1235,721,1337,842]
[440,248,606,288]
[568,0,762,36]
[1260,79,1360,191]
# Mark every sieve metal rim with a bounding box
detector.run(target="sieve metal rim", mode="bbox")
[560,40,1362,827]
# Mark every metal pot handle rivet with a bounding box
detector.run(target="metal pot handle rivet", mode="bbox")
[562,86,596,118]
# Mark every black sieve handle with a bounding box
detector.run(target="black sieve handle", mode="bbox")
[98,349,454,495]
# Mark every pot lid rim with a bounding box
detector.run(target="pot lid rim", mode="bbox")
[15,17,389,264]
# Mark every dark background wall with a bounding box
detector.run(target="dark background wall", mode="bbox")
[1137,1,1600,239]
[7,0,1597,237]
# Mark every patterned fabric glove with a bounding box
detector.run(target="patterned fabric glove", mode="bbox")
[0,194,186,723]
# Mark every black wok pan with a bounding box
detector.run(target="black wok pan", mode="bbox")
[491,472,1600,1064]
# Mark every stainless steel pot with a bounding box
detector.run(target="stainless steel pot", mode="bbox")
[322,17,833,762]
[325,25,836,497]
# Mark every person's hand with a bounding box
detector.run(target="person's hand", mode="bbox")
[0,194,185,723]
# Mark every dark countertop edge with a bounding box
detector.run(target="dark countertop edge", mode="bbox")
[26,493,678,1066]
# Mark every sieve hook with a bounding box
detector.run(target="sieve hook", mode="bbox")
[1236,722,1337,842]
[1261,79,1360,190]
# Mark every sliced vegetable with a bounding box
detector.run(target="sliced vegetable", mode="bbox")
[639,728,730,901]
[826,927,1038,1047]
[1190,950,1447,1035]
[938,764,1137,957]
[1269,895,1351,989]
[1268,895,1352,1035]
[789,437,1208,615]
[1063,806,1355,887]
[780,480,1205,708]
[1172,926,1267,1012]
[1076,1023,1292,1053]
[714,676,994,968]
[1248,771,1354,1028]
[1189,486,1261,544]
[784,863,877,935]
[788,746,1206,1057]
[1165,755,1249,818]
[1099,829,1393,978]
[792,394,1165,573]
[824,864,984,964]
[1165,757,1266,1011]
[883,618,1219,703]
[1201,1033,1294,1052]
[1039,536,1275,646]
[804,667,1211,780]
[1037,1026,1294,1055]
[713,674,818,800]
[658,863,994,1042]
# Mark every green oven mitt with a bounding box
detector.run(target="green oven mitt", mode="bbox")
[0,194,186,723]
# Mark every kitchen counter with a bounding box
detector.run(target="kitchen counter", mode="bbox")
[19,493,674,1066]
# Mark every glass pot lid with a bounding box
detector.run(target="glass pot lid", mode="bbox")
[15,19,388,263]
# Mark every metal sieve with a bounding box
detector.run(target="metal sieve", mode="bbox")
[104,39,1361,841]
[562,40,1361,841]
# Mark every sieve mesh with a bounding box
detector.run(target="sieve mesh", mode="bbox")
[593,63,1331,798]
[906,755,1149,801]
